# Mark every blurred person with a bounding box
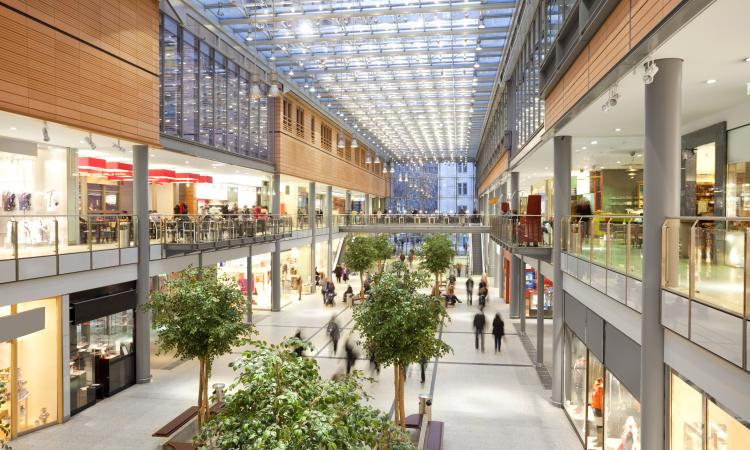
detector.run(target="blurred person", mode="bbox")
[473,310,487,352]
[492,313,505,353]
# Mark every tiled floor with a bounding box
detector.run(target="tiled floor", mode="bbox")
[10,275,580,450]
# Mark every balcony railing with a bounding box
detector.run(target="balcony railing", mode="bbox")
[333,213,486,227]
[661,216,749,370]
[563,215,644,279]
[156,214,292,246]
[488,214,550,247]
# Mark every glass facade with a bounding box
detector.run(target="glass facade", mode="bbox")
[388,162,475,214]
[604,372,640,450]
[564,328,588,439]
[160,14,270,161]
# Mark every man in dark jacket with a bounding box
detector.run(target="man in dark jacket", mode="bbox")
[473,311,487,352]
[326,317,341,354]
[465,276,475,305]
[492,313,505,353]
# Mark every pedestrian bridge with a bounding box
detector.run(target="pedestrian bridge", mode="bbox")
[336,214,491,234]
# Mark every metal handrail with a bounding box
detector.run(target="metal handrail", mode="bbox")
[489,214,550,247]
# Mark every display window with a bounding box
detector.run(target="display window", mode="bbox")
[604,372,640,450]
[216,253,278,310]
[282,246,311,300]
[524,266,553,318]
[670,370,750,450]
[564,328,587,440]
[69,310,135,414]
[0,298,61,439]
[586,353,605,450]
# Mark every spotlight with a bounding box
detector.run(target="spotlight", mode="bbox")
[84,134,96,150]
[601,85,620,112]
[642,60,659,84]
[42,121,50,142]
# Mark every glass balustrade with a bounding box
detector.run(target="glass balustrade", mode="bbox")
[564,216,643,280]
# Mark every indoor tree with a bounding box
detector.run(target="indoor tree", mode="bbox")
[372,233,394,273]
[146,266,253,427]
[196,339,414,450]
[353,263,451,429]
[344,235,376,297]
[418,234,456,296]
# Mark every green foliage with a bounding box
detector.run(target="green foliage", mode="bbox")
[196,339,414,450]
[146,266,253,364]
[371,234,394,272]
[0,380,9,450]
[418,234,455,276]
[354,266,452,370]
[344,235,376,275]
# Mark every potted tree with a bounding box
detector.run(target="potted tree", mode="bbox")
[353,264,451,429]
[146,266,253,426]
[372,233,394,273]
[344,235,376,298]
[196,339,414,449]
[418,234,456,296]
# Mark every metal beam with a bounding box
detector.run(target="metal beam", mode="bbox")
[274,47,502,63]
[251,26,508,46]
[218,2,517,24]
[284,62,494,74]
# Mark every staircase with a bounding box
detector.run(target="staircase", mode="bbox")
[471,233,483,275]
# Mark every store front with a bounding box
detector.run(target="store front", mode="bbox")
[0,297,62,439]
[563,327,641,450]
[523,264,553,318]
[281,246,311,301]
[669,370,750,449]
[68,283,137,415]
[217,253,276,310]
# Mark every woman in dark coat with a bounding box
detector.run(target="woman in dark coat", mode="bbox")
[492,313,505,353]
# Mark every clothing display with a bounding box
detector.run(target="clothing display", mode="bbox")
[3,191,16,211]
[45,190,59,211]
[18,193,31,211]
[5,219,55,246]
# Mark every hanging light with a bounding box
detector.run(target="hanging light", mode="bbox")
[337,133,345,149]
[404,174,409,182]
[351,138,359,148]
[382,166,388,174]
[267,73,281,98]
[375,155,381,164]
[365,153,371,164]
[250,72,262,99]
[398,174,403,182]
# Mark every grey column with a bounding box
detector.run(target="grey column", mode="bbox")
[364,193,370,216]
[309,182,317,286]
[326,185,333,278]
[133,144,151,383]
[246,247,253,323]
[518,256,526,332]
[551,135,571,405]
[509,255,521,320]
[641,58,682,450]
[499,250,505,303]
[536,262,545,367]
[345,190,352,214]
[271,173,282,311]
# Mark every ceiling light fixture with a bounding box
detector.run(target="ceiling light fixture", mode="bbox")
[337,133,345,149]
[84,133,96,150]
[351,138,359,148]
[267,73,281,97]
[705,79,717,84]
[642,59,659,84]
[42,121,50,142]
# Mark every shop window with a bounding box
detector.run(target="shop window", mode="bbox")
[671,374,703,450]
[707,399,750,449]
[87,184,119,213]
[604,371,640,450]
[586,353,605,450]
[563,328,587,440]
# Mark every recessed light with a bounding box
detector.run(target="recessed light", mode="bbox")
[582,146,587,150]
[590,140,598,145]
[614,128,622,132]
[744,57,750,63]
[9,127,16,130]
[705,79,717,84]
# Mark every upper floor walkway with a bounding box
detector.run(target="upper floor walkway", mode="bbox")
[337,213,491,234]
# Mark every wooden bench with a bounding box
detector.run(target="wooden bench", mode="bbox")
[405,413,422,429]
[153,406,198,437]
[424,421,444,450]
[164,442,195,450]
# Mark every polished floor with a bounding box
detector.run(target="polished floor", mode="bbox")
[10,276,579,450]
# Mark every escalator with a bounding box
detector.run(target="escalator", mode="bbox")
[471,233,483,275]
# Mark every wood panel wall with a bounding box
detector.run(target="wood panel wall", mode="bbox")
[545,0,682,128]
[0,0,160,146]
[273,94,389,196]
[478,150,509,195]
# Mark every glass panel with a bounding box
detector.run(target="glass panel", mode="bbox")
[604,371,640,450]
[0,306,10,437]
[214,53,227,149]
[586,353,605,450]
[226,63,239,153]
[182,31,198,141]
[708,399,750,449]
[238,71,250,157]
[563,328,587,440]
[670,373,703,450]
[161,16,180,136]
[258,84,269,160]
[16,298,59,432]
[694,222,745,315]
[199,41,214,146]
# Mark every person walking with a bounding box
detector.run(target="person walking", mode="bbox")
[345,339,358,375]
[293,330,304,357]
[334,264,343,283]
[343,266,350,283]
[465,276,474,305]
[492,313,505,353]
[473,310,487,352]
[326,316,341,354]
[419,357,428,384]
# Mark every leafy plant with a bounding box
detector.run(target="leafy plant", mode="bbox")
[344,235,376,297]
[196,339,414,450]
[372,233,394,273]
[0,380,10,450]
[418,234,456,296]
[353,264,451,429]
[145,266,253,426]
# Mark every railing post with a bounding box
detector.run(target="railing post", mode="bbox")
[626,220,632,277]
[689,220,697,300]
[605,218,611,269]
[54,218,59,255]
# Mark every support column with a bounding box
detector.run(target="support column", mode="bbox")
[364,193,371,216]
[509,255,521,320]
[345,190,352,214]
[327,185,333,278]
[133,144,151,383]
[536,262,545,367]
[518,257,526,333]
[641,58,682,450]
[309,182,317,286]
[246,247,253,323]
[551,135,571,405]
[499,251,505,303]
[272,173,282,312]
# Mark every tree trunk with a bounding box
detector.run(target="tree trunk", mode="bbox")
[434,272,440,296]
[198,356,210,427]
[393,365,401,425]
[360,272,365,298]
[398,365,406,430]
[197,357,205,427]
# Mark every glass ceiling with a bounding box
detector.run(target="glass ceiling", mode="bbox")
[196,0,516,164]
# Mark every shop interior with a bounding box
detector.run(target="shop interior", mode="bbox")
[0,298,61,438]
